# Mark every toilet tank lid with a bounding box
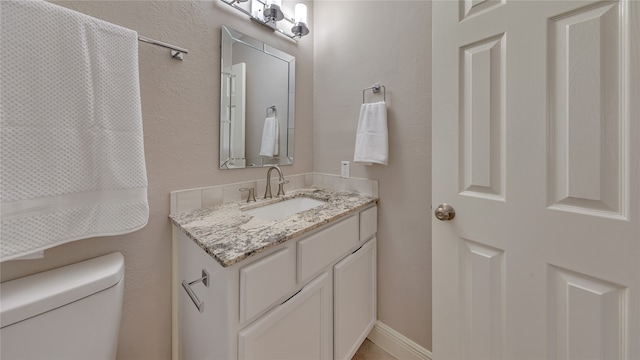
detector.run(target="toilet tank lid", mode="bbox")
[0,252,124,328]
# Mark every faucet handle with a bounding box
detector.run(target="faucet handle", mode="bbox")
[276,179,289,196]
[239,187,256,203]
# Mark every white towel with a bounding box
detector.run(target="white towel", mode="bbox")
[354,101,388,165]
[259,117,279,157]
[0,0,149,262]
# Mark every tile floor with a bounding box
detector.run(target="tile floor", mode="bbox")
[352,339,397,360]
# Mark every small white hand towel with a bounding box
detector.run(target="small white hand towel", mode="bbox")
[0,0,149,262]
[354,101,388,165]
[259,117,279,157]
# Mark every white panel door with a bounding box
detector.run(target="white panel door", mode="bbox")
[220,62,246,168]
[229,62,246,165]
[432,1,639,359]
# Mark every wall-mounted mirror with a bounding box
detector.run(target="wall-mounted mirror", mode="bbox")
[220,25,295,169]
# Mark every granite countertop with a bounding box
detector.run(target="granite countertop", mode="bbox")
[170,187,378,267]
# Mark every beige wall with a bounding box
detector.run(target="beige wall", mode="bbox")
[313,0,433,351]
[0,2,314,359]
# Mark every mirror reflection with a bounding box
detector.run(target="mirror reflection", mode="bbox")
[220,25,295,169]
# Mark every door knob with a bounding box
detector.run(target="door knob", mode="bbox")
[435,204,455,221]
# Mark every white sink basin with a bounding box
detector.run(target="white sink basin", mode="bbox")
[244,197,326,221]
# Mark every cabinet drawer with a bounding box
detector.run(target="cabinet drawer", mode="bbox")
[240,248,294,323]
[359,206,377,242]
[298,215,359,283]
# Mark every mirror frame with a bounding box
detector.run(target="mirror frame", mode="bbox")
[219,25,295,169]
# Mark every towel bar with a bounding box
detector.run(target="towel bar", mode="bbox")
[362,84,386,103]
[181,269,210,313]
[137,35,189,60]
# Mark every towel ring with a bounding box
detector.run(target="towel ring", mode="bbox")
[362,84,386,103]
[266,105,277,117]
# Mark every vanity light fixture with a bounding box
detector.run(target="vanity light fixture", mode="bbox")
[219,0,310,40]
[291,3,309,37]
[263,0,284,24]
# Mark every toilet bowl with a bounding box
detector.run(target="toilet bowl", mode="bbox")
[0,252,125,360]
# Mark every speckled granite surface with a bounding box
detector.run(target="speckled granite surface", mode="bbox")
[170,187,377,267]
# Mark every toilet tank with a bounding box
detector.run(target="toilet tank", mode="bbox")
[0,252,125,360]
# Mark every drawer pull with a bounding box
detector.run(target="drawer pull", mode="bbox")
[182,269,210,313]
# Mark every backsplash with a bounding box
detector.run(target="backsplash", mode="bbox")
[169,173,378,215]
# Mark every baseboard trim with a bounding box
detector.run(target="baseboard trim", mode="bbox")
[367,321,432,360]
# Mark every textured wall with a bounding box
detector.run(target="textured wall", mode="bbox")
[313,1,433,351]
[0,1,314,359]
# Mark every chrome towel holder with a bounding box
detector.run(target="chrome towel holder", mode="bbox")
[137,35,189,60]
[266,105,277,117]
[182,269,210,313]
[362,83,386,103]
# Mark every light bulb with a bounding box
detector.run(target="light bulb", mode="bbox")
[294,3,307,24]
[291,2,309,37]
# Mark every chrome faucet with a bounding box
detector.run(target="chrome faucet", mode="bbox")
[264,166,289,199]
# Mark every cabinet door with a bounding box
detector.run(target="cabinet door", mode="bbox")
[238,272,332,360]
[178,234,231,360]
[334,238,377,360]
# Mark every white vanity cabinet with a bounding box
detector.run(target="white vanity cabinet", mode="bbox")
[176,205,377,360]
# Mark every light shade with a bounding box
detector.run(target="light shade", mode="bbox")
[263,0,284,21]
[294,3,307,24]
[291,3,309,37]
